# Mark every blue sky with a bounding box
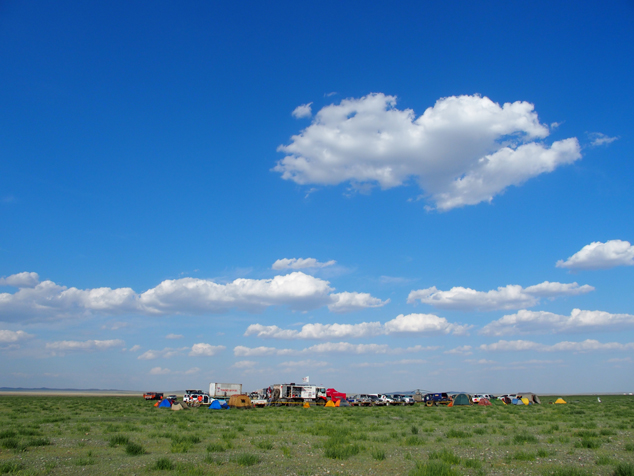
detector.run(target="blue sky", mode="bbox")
[1,0,633,394]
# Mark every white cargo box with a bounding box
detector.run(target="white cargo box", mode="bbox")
[209,383,242,398]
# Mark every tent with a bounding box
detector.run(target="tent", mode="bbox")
[512,398,524,405]
[153,401,160,407]
[171,403,183,411]
[503,397,512,405]
[453,394,471,406]
[334,399,340,407]
[478,398,492,406]
[325,400,336,407]
[519,393,541,404]
[209,400,222,410]
[521,397,530,405]
[158,399,172,409]
[303,402,310,408]
[228,395,252,409]
[220,401,229,409]
[554,398,567,404]
[339,400,350,407]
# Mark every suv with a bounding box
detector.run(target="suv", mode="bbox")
[423,393,452,406]
[392,394,415,405]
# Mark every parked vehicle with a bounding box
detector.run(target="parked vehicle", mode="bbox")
[270,383,327,405]
[327,388,346,402]
[183,390,210,404]
[391,394,415,405]
[423,392,453,406]
[143,392,163,400]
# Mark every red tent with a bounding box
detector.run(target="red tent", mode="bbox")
[478,398,492,406]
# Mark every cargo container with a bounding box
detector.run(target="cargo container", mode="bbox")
[209,383,242,400]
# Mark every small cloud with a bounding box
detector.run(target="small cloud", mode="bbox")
[588,132,618,147]
[232,360,257,369]
[550,121,563,130]
[189,343,226,357]
[149,367,171,375]
[101,321,128,330]
[379,276,415,285]
[0,330,33,343]
[292,103,313,119]
[557,240,634,270]
[185,367,200,375]
[444,345,473,355]
[166,333,183,340]
[324,92,337,97]
[272,258,336,270]
[129,345,141,352]
[0,272,39,288]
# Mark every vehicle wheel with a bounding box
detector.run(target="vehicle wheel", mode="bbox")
[425,401,433,407]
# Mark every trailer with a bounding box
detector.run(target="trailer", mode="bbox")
[209,383,242,401]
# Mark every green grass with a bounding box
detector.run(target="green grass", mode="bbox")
[125,441,145,455]
[613,463,634,476]
[410,460,460,476]
[0,394,632,475]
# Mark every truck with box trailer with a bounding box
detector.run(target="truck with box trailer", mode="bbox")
[209,383,242,401]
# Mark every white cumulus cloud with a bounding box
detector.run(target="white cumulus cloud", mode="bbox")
[408,281,593,311]
[292,103,313,119]
[189,343,226,357]
[588,132,618,147]
[272,258,336,270]
[45,339,125,354]
[274,93,581,211]
[481,308,634,336]
[244,313,469,339]
[328,292,389,313]
[480,339,634,353]
[0,272,40,288]
[556,240,634,270]
[234,342,439,356]
[444,345,473,355]
[0,271,383,321]
[0,329,33,343]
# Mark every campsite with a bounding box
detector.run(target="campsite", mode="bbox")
[0,395,633,476]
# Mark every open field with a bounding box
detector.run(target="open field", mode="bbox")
[0,395,633,476]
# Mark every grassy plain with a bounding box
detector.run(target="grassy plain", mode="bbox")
[0,395,633,476]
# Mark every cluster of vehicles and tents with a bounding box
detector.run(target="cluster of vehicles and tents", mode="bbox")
[145,382,571,409]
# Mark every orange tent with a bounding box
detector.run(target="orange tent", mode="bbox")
[478,398,492,406]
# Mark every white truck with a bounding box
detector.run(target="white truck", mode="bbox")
[209,383,242,401]
[271,383,327,405]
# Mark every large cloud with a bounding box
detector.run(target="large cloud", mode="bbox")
[556,240,634,270]
[480,309,634,336]
[244,313,469,339]
[480,339,634,353]
[274,94,581,211]
[0,272,384,321]
[408,281,593,311]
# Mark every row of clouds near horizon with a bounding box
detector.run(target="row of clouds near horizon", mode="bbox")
[1,240,633,363]
[1,239,632,322]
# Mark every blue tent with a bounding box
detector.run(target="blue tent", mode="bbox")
[158,399,172,408]
[209,400,222,410]
[221,401,229,409]
[512,398,523,405]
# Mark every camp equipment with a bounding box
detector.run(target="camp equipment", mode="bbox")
[158,399,172,409]
[453,393,471,406]
[478,398,492,406]
[554,398,567,404]
[228,394,252,409]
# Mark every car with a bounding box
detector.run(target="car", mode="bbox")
[143,392,163,400]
